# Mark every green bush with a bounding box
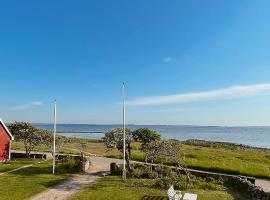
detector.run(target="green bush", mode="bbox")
[147,171,159,179]
[130,168,146,178]
[155,174,224,190]
[110,163,123,175]
[155,165,173,178]
[56,157,81,173]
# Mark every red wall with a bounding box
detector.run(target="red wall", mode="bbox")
[0,123,11,161]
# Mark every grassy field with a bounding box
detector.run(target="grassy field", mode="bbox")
[0,158,42,173]
[71,176,251,200]
[58,139,270,179]
[12,138,270,179]
[0,160,70,200]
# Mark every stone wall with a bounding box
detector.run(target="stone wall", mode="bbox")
[230,176,270,200]
[161,164,269,200]
[81,155,91,172]
[11,152,48,159]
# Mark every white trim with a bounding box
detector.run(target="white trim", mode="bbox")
[8,140,12,160]
[0,118,14,140]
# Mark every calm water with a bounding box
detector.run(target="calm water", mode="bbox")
[35,124,270,148]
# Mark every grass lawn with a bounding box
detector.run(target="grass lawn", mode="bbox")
[0,161,70,200]
[0,158,42,173]
[71,176,251,200]
[12,139,270,179]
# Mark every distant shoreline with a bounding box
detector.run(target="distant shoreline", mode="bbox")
[57,130,104,134]
[36,124,270,149]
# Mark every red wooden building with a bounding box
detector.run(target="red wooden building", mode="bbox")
[0,119,14,161]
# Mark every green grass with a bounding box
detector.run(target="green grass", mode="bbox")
[0,158,42,173]
[12,139,270,179]
[183,145,270,178]
[71,176,250,200]
[0,161,70,200]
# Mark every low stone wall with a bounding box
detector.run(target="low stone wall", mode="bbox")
[56,153,91,172]
[182,168,270,199]
[11,152,48,159]
[230,176,270,200]
[151,164,269,200]
[81,157,91,172]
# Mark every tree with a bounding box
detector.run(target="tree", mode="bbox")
[103,128,132,170]
[8,122,43,157]
[132,128,161,149]
[41,129,66,157]
[144,140,163,171]
[162,140,191,183]
[143,139,191,183]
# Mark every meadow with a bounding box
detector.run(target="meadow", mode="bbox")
[12,138,270,179]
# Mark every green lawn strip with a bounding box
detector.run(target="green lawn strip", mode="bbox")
[0,161,71,200]
[71,176,250,200]
[0,158,42,173]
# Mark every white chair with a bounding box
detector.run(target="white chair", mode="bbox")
[167,185,182,200]
[183,193,197,200]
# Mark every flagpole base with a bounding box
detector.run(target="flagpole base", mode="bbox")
[122,168,126,180]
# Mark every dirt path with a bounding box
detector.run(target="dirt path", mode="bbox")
[256,179,270,192]
[28,157,120,200]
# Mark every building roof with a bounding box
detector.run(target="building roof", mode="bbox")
[0,119,14,140]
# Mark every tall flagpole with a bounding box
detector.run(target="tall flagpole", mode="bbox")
[53,100,57,174]
[122,82,126,180]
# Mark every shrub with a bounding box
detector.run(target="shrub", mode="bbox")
[147,171,159,179]
[130,168,146,178]
[155,174,224,191]
[155,165,173,178]
[129,163,157,178]
[57,157,81,173]
[131,163,148,171]
[110,163,123,175]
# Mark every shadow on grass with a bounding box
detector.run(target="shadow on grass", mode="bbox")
[9,165,56,176]
[141,196,167,200]
[224,182,252,200]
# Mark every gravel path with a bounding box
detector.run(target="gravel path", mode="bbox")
[28,157,122,200]
[256,179,270,192]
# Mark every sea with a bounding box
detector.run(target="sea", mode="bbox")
[35,124,270,148]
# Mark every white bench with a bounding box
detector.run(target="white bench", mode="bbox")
[167,185,182,200]
[183,193,197,200]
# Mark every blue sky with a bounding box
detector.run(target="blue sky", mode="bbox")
[1,1,270,125]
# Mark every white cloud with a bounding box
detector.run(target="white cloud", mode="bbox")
[163,57,172,63]
[162,108,185,112]
[32,101,44,106]
[127,83,270,106]
[11,101,44,110]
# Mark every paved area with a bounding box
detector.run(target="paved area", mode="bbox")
[256,179,270,192]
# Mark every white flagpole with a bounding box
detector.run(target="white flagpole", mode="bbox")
[53,100,57,174]
[122,82,126,180]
